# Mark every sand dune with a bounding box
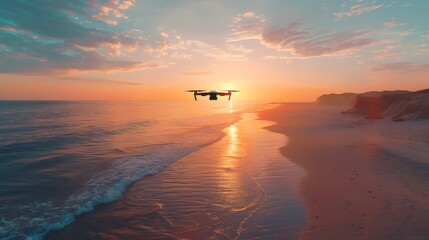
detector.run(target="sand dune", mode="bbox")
[343,89,429,121]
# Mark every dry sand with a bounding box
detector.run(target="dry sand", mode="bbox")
[260,103,429,240]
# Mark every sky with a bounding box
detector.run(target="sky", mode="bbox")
[0,0,428,101]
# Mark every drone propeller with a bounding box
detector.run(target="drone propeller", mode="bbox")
[186,90,206,101]
[221,90,240,100]
[185,90,206,92]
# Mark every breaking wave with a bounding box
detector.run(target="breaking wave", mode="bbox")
[0,127,224,240]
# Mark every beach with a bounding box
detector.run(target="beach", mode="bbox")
[260,103,429,239]
[2,0,429,239]
[2,101,428,239]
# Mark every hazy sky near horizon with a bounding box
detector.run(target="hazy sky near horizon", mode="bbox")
[0,0,428,101]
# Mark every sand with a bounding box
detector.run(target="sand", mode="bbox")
[260,103,429,239]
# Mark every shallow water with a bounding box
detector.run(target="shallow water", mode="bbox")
[45,112,306,240]
[239,113,306,239]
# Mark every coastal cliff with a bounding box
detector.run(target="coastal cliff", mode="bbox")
[343,89,429,121]
[317,93,358,106]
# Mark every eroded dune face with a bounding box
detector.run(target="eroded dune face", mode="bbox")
[343,89,429,121]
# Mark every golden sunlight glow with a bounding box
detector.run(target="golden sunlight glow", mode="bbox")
[1,1,428,102]
[216,123,242,204]
[226,124,239,158]
[218,82,239,91]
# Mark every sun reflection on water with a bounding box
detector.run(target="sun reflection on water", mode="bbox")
[226,124,239,157]
[215,123,248,206]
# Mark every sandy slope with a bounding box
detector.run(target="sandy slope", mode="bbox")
[260,103,429,240]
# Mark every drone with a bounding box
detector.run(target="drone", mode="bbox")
[186,90,239,101]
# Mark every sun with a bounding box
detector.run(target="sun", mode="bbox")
[219,81,239,91]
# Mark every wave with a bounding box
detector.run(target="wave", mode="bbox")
[0,120,157,165]
[0,127,224,240]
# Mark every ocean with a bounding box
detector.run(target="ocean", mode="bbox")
[0,100,306,240]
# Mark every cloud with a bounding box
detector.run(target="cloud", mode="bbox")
[91,0,135,25]
[135,28,247,61]
[143,39,176,53]
[263,55,294,60]
[372,45,402,60]
[187,40,246,60]
[370,62,429,72]
[228,14,375,58]
[383,21,405,28]
[59,77,143,85]
[0,0,160,74]
[384,29,416,38]
[227,12,265,42]
[263,23,374,57]
[401,3,412,8]
[226,43,253,54]
[262,55,292,64]
[334,2,384,18]
[0,31,168,74]
[372,53,401,60]
[182,71,214,76]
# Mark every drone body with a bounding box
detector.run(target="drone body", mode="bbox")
[186,90,239,101]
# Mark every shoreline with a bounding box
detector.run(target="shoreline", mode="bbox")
[259,102,429,239]
[45,106,306,239]
[240,112,306,239]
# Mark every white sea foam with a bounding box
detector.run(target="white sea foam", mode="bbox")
[0,129,224,240]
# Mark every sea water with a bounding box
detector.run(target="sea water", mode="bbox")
[0,100,260,239]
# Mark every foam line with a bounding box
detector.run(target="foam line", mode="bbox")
[0,132,224,240]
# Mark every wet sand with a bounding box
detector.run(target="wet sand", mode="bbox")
[46,112,306,239]
[260,103,429,239]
